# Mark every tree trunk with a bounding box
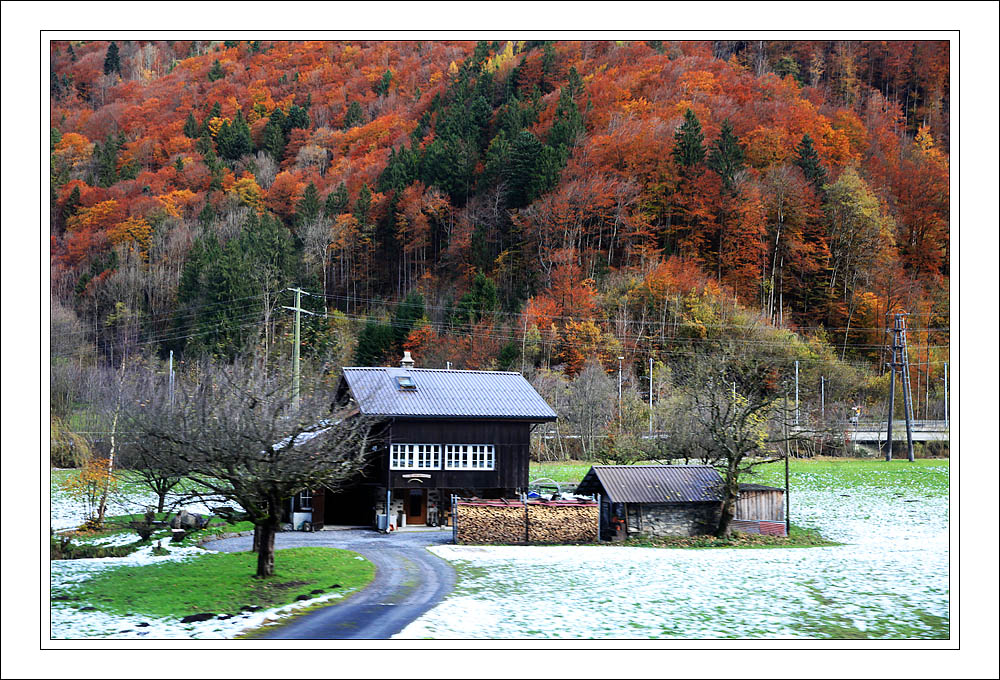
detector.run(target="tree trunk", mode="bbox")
[252,524,261,553]
[255,520,277,578]
[157,491,166,514]
[715,474,739,538]
[715,495,736,538]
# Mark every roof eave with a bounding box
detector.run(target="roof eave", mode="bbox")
[364,413,557,422]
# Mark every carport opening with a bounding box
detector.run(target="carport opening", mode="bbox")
[323,486,375,527]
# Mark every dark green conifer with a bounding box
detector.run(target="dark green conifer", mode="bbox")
[707,119,745,190]
[343,100,364,129]
[795,133,828,192]
[324,183,349,217]
[183,112,199,138]
[672,108,705,169]
[295,182,321,227]
[103,41,121,75]
[207,59,225,82]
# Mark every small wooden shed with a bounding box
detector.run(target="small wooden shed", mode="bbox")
[575,465,724,539]
[575,466,788,539]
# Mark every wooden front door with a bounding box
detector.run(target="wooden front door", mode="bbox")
[405,488,427,525]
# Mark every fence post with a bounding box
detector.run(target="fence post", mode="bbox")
[451,494,457,544]
[523,498,529,544]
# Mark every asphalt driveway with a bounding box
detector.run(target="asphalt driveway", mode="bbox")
[206,529,455,639]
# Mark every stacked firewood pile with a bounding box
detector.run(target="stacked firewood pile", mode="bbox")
[454,499,598,544]
[454,500,525,544]
[526,501,599,543]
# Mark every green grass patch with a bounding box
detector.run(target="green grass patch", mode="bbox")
[55,547,374,619]
[623,524,839,550]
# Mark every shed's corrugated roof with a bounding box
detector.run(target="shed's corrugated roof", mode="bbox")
[739,483,784,493]
[576,465,724,503]
[340,367,557,421]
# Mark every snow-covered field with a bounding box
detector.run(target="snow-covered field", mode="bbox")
[397,464,949,639]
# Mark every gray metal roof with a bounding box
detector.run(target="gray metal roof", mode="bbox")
[739,483,784,493]
[340,367,557,421]
[576,465,724,503]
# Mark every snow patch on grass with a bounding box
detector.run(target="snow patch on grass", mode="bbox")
[397,464,949,639]
[50,539,352,640]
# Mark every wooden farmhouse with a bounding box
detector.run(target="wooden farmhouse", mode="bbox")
[576,465,786,539]
[288,353,557,531]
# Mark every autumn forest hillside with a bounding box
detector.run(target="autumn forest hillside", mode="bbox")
[49,39,950,426]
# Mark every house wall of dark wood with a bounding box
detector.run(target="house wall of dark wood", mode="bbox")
[385,419,532,491]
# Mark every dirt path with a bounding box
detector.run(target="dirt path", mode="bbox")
[206,530,455,639]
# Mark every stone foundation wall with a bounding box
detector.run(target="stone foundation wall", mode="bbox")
[635,503,721,537]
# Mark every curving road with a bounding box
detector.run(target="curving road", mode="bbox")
[207,530,455,639]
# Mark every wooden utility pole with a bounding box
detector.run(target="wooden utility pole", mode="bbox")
[885,313,915,462]
[794,360,799,425]
[283,288,316,407]
[886,321,897,461]
[820,376,825,422]
[784,392,790,536]
[899,314,916,460]
[617,356,624,426]
[648,356,654,434]
[943,362,949,426]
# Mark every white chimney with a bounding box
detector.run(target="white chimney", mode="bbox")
[400,351,415,368]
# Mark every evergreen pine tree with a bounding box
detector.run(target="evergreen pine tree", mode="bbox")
[207,59,225,82]
[795,134,827,192]
[343,100,364,129]
[261,113,286,161]
[195,128,216,156]
[354,320,396,366]
[103,41,121,76]
[295,182,321,227]
[453,272,499,325]
[324,182,350,217]
[183,112,199,138]
[392,291,425,348]
[354,184,372,230]
[215,120,235,161]
[706,119,745,190]
[547,80,584,153]
[67,44,76,62]
[229,110,253,160]
[507,130,544,207]
[60,185,81,231]
[374,69,393,97]
[198,202,216,228]
[95,134,121,187]
[672,108,705,169]
[285,105,310,131]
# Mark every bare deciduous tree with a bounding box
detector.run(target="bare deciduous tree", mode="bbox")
[659,348,791,537]
[120,360,381,578]
[565,360,615,459]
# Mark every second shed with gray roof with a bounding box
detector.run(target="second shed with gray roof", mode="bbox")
[576,465,786,539]
[576,465,725,539]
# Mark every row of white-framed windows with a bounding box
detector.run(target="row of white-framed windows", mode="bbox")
[390,443,441,470]
[444,444,495,470]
